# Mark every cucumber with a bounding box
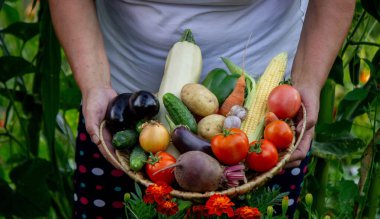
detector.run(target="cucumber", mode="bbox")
[129,146,147,172]
[162,93,198,133]
[135,119,147,134]
[112,129,138,150]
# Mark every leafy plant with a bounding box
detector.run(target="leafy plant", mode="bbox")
[0,1,79,218]
[301,0,380,218]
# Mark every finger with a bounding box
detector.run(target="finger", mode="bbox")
[84,111,102,145]
[287,127,314,163]
[284,160,301,169]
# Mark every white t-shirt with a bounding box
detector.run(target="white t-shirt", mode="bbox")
[96,0,308,94]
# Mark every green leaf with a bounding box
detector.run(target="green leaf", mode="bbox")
[349,54,361,86]
[8,158,54,217]
[372,48,380,77]
[328,56,344,85]
[245,186,289,213]
[316,120,352,142]
[0,0,4,10]
[134,182,143,199]
[177,199,192,212]
[327,179,358,217]
[1,22,39,42]
[336,81,378,121]
[37,3,61,164]
[344,88,368,101]
[126,198,156,219]
[361,0,380,22]
[312,136,366,159]
[59,74,81,110]
[2,4,19,24]
[0,56,35,82]
[26,103,43,156]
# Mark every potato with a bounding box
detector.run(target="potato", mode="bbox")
[181,83,219,117]
[198,114,225,140]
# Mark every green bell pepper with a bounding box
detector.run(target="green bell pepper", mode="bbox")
[201,68,240,105]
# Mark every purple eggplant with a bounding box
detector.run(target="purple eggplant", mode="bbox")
[171,126,213,155]
[105,93,135,133]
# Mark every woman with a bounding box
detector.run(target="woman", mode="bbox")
[49,0,355,218]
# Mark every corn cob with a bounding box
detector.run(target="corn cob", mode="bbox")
[241,52,288,142]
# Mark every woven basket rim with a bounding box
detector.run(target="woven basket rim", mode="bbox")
[99,104,307,200]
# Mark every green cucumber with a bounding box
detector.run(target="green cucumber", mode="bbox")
[112,129,138,150]
[129,146,147,172]
[135,119,147,134]
[162,93,198,133]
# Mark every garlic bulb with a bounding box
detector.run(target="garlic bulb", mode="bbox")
[223,116,242,129]
[227,105,247,121]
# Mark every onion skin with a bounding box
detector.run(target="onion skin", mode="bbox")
[139,121,170,153]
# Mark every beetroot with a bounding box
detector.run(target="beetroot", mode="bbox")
[158,151,246,193]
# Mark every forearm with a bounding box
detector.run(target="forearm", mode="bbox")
[291,0,355,92]
[49,0,111,97]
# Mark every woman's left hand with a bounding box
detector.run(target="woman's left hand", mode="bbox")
[285,84,320,168]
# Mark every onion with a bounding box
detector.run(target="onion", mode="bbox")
[139,120,170,153]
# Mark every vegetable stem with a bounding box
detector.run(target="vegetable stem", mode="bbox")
[165,114,176,133]
[179,29,196,44]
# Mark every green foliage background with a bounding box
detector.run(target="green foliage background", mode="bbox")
[0,0,379,218]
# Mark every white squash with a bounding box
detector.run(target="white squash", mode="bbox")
[157,29,203,128]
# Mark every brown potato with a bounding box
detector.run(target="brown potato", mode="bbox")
[197,114,225,140]
[181,83,219,117]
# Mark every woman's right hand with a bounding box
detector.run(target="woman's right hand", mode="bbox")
[81,87,122,168]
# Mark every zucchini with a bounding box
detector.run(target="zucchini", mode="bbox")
[156,29,203,129]
[129,146,147,172]
[112,129,138,150]
[163,93,198,133]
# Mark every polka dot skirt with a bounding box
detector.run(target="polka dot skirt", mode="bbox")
[73,109,134,219]
[268,150,311,218]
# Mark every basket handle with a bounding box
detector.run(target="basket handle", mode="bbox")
[98,120,125,170]
[293,103,307,149]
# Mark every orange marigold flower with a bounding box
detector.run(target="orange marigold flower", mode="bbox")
[143,182,173,204]
[143,194,155,204]
[234,206,261,219]
[186,205,210,218]
[156,200,179,216]
[205,194,235,217]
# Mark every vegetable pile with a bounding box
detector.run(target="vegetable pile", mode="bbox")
[105,29,302,194]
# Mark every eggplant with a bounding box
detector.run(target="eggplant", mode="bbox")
[171,126,213,155]
[105,93,135,133]
[129,90,160,120]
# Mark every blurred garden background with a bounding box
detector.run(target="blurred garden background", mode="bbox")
[0,0,379,218]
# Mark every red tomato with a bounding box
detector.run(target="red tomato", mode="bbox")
[246,140,278,172]
[145,151,176,185]
[264,120,293,150]
[211,128,249,165]
[267,84,301,119]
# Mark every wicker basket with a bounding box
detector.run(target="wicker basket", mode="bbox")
[99,104,307,200]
